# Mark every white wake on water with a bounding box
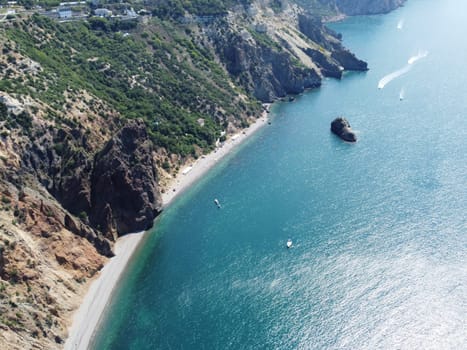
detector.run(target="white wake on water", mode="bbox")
[378,65,412,89]
[378,51,428,89]
[408,50,428,64]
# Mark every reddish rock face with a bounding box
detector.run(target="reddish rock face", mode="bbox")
[20,116,161,252]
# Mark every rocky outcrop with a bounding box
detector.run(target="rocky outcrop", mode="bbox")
[331,117,357,142]
[22,125,94,213]
[20,127,113,254]
[298,14,368,72]
[64,214,113,257]
[0,184,108,349]
[90,119,162,238]
[331,48,368,71]
[298,15,336,52]
[21,118,162,245]
[213,25,321,102]
[302,47,343,78]
[210,13,369,102]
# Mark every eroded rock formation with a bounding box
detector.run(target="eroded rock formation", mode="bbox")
[21,118,162,242]
[213,26,321,102]
[331,117,357,142]
[298,15,368,73]
[91,119,162,238]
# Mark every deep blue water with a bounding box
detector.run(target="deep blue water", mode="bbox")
[92,0,467,348]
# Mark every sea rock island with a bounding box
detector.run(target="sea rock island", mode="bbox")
[331,117,357,142]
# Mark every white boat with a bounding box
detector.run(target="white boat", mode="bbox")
[286,239,292,248]
[399,88,405,101]
[214,198,221,208]
[397,19,404,30]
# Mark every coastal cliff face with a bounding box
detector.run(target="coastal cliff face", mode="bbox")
[297,15,367,73]
[0,97,163,349]
[91,120,162,238]
[207,3,369,102]
[213,26,321,102]
[21,117,161,241]
[0,0,405,348]
[0,168,108,348]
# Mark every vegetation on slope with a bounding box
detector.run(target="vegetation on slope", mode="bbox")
[2,14,260,158]
[148,0,251,19]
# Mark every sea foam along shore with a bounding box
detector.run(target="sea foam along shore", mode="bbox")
[64,110,270,350]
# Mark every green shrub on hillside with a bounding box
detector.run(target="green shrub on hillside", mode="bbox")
[4,14,260,157]
[150,0,245,19]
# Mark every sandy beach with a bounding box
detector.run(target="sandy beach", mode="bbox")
[64,231,145,350]
[64,112,269,350]
[161,112,270,206]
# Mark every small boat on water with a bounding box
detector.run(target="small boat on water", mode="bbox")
[397,19,404,30]
[286,239,292,248]
[214,198,221,208]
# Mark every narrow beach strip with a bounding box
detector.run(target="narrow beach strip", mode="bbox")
[64,231,145,350]
[64,111,269,349]
[161,111,269,206]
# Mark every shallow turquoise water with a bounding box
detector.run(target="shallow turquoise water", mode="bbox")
[92,0,467,348]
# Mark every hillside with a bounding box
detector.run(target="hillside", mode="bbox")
[0,0,404,348]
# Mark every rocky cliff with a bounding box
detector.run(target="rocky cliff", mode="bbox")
[0,173,108,348]
[90,120,162,238]
[297,14,368,74]
[213,25,321,102]
[206,3,368,102]
[21,117,162,242]
[0,87,160,348]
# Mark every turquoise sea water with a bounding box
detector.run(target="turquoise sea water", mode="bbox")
[92,0,467,348]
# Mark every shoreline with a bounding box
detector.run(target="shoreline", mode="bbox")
[64,110,270,350]
[64,231,145,350]
[161,110,270,207]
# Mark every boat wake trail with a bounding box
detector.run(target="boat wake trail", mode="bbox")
[378,51,428,89]
[378,65,412,89]
[408,51,428,64]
